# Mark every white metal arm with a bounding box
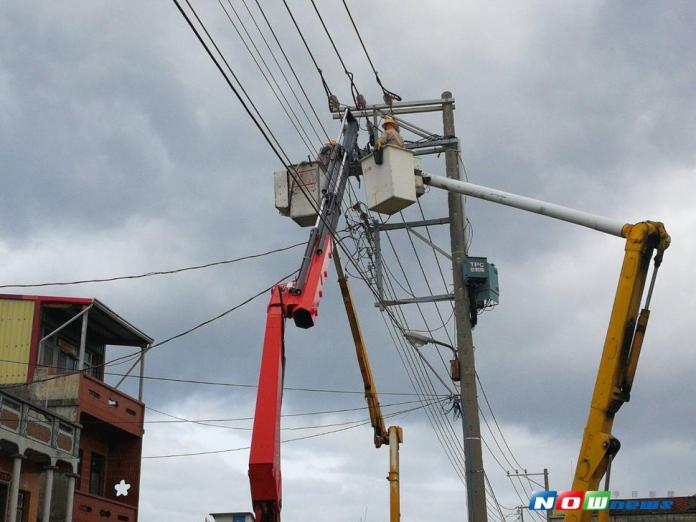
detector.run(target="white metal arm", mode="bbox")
[422,174,627,238]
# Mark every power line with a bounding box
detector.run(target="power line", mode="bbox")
[0,399,425,427]
[217,0,318,154]
[251,0,330,140]
[0,269,297,391]
[142,399,442,459]
[145,398,444,432]
[340,0,401,103]
[0,357,447,398]
[336,203,467,482]
[399,208,457,374]
[0,241,305,289]
[176,0,289,162]
[309,0,364,108]
[342,171,506,519]
[170,0,366,280]
[148,269,297,349]
[172,0,299,177]
[477,373,525,471]
[371,243,467,484]
[172,0,397,314]
[239,0,327,144]
[341,192,469,486]
[280,0,336,110]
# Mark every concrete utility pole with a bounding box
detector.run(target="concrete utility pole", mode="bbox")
[442,91,488,521]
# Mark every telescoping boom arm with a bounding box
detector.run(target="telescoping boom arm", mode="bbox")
[333,249,389,447]
[334,249,403,522]
[422,174,670,522]
[248,112,359,522]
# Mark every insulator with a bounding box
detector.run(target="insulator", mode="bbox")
[328,95,340,112]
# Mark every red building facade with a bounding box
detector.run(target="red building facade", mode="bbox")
[0,294,151,522]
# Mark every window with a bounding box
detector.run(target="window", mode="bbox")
[16,490,27,522]
[85,348,105,380]
[0,482,7,521]
[57,337,78,371]
[40,335,79,372]
[89,453,106,496]
[0,484,26,522]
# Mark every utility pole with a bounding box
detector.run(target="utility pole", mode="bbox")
[332,94,488,519]
[508,469,551,521]
[442,91,487,521]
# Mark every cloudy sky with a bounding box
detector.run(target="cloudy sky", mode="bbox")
[1,1,695,520]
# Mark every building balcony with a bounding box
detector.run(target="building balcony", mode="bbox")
[0,389,79,466]
[74,491,138,522]
[17,371,144,437]
[78,374,144,438]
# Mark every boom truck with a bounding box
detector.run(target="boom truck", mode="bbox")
[250,107,669,522]
[249,111,403,522]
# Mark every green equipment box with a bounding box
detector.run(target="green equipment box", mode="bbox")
[462,256,499,308]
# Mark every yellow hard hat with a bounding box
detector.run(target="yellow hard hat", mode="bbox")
[328,139,337,145]
[382,116,398,129]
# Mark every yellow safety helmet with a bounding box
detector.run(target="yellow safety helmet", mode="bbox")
[382,116,398,130]
[327,139,337,145]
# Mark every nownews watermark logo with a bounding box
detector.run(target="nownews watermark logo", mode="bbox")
[529,491,674,512]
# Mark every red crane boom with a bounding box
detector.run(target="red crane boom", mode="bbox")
[248,112,358,522]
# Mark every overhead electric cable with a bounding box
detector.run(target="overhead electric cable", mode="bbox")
[142,399,442,459]
[0,241,305,288]
[374,254,467,482]
[172,0,301,175]
[484,473,507,521]
[170,0,361,268]
[252,0,330,140]
[239,0,326,143]
[308,0,364,108]
[280,0,337,109]
[217,0,318,154]
[177,0,289,158]
[0,357,446,398]
[145,398,446,432]
[171,0,393,309]
[477,373,526,471]
[0,399,425,427]
[1,269,297,390]
[340,0,402,103]
[399,209,457,374]
[146,269,297,349]
[336,206,467,482]
[340,195,468,482]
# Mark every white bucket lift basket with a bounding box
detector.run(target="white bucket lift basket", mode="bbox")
[360,145,418,215]
[274,162,327,227]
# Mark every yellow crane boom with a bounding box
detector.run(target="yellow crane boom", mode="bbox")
[422,173,671,520]
[567,221,669,522]
[333,250,402,522]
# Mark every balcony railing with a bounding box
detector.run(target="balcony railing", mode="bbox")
[0,391,78,457]
[79,374,144,437]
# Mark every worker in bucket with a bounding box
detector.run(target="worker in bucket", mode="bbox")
[377,116,404,148]
[318,138,337,170]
